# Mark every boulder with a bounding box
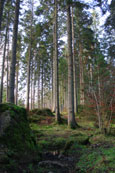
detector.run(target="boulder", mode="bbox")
[0,103,37,163]
[0,111,11,136]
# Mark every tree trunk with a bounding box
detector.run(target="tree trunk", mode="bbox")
[54,0,61,122]
[33,65,36,109]
[37,61,40,108]
[89,57,93,92]
[64,80,68,111]
[6,2,11,102]
[51,53,53,109]
[37,79,40,108]
[67,4,77,128]
[72,7,78,114]
[8,0,20,103]
[31,73,33,110]
[52,17,55,112]
[6,33,10,102]
[98,68,102,130]
[63,80,66,111]
[15,61,19,105]
[79,43,85,105]
[0,0,6,31]
[41,60,43,109]
[26,45,32,110]
[0,22,8,103]
[26,2,33,110]
[30,59,33,110]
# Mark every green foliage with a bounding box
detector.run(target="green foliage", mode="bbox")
[59,57,68,82]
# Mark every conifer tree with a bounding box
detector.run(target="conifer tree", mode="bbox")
[66,1,77,128]
[9,0,20,103]
[0,0,6,31]
[54,0,61,122]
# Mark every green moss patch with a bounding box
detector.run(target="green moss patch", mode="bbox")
[30,108,54,117]
[0,103,38,160]
[76,145,115,173]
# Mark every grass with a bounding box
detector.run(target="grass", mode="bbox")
[0,105,114,173]
[0,104,114,173]
[29,108,115,173]
[76,146,115,173]
[30,121,90,153]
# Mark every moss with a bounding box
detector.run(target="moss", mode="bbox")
[30,108,54,117]
[29,114,46,123]
[38,137,67,151]
[0,103,25,115]
[0,103,38,157]
[29,110,115,172]
[76,144,115,173]
[62,140,74,154]
[89,134,115,145]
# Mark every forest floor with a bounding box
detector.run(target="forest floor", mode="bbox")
[28,109,115,173]
[1,107,114,173]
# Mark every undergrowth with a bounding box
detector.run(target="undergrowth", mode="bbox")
[29,108,115,173]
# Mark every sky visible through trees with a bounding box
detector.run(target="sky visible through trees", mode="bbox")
[0,0,114,128]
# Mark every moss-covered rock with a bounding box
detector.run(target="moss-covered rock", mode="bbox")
[0,103,38,162]
[30,108,54,117]
[0,110,11,136]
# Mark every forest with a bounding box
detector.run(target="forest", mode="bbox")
[0,0,115,172]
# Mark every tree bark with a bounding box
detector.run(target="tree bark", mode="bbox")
[54,0,61,122]
[31,73,33,110]
[30,59,33,110]
[67,4,77,128]
[51,51,53,110]
[0,20,8,103]
[8,0,20,103]
[98,67,102,130]
[26,1,33,110]
[33,62,36,109]
[15,61,19,105]
[41,60,44,109]
[0,0,6,31]
[37,61,40,108]
[72,7,78,114]
[6,32,10,102]
[26,46,32,110]
[52,17,55,112]
[89,57,93,92]
[79,43,85,105]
